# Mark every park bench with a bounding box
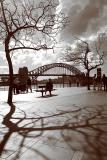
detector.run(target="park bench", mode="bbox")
[35,85,56,97]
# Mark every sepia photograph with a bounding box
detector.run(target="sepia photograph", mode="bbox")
[0,0,107,159]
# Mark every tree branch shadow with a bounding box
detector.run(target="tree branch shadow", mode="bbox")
[60,105,107,160]
[0,104,107,160]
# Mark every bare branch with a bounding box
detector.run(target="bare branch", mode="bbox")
[0,0,68,103]
[63,36,104,80]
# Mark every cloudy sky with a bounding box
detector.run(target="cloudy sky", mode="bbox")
[0,0,107,74]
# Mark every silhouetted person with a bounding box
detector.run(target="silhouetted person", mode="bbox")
[93,74,96,90]
[27,77,32,92]
[45,79,53,96]
[76,79,79,87]
[97,76,102,91]
[102,74,106,91]
[105,76,107,91]
[13,77,20,94]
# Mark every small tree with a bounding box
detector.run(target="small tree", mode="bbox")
[64,37,104,90]
[0,0,67,104]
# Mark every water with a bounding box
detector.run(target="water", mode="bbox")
[0,86,9,91]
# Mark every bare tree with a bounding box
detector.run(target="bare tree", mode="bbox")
[0,0,67,104]
[63,36,104,90]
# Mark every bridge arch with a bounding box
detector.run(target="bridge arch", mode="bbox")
[29,63,82,78]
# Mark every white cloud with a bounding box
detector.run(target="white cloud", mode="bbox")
[60,0,107,42]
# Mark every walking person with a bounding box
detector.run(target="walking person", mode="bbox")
[97,76,102,91]
[76,78,79,87]
[13,77,20,94]
[93,74,96,90]
[27,77,32,93]
[102,74,106,91]
[105,76,107,91]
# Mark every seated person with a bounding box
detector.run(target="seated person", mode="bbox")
[45,79,53,95]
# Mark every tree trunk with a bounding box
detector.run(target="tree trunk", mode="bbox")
[87,70,90,90]
[5,46,13,105]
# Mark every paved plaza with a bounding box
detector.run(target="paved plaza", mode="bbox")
[0,87,107,160]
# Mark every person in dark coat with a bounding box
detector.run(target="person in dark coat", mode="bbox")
[93,74,96,90]
[102,74,106,91]
[45,79,53,96]
[13,77,20,94]
[27,77,32,92]
[105,76,107,91]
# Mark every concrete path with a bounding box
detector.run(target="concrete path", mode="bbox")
[0,87,107,160]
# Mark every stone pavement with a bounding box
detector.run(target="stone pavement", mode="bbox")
[0,87,107,160]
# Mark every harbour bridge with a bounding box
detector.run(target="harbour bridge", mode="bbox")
[0,63,86,87]
[0,62,85,84]
[29,63,82,78]
[0,63,83,78]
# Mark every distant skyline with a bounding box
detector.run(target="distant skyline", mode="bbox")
[0,0,107,74]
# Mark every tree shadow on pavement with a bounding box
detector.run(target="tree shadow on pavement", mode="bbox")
[60,105,107,160]
[0,104,107,160]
